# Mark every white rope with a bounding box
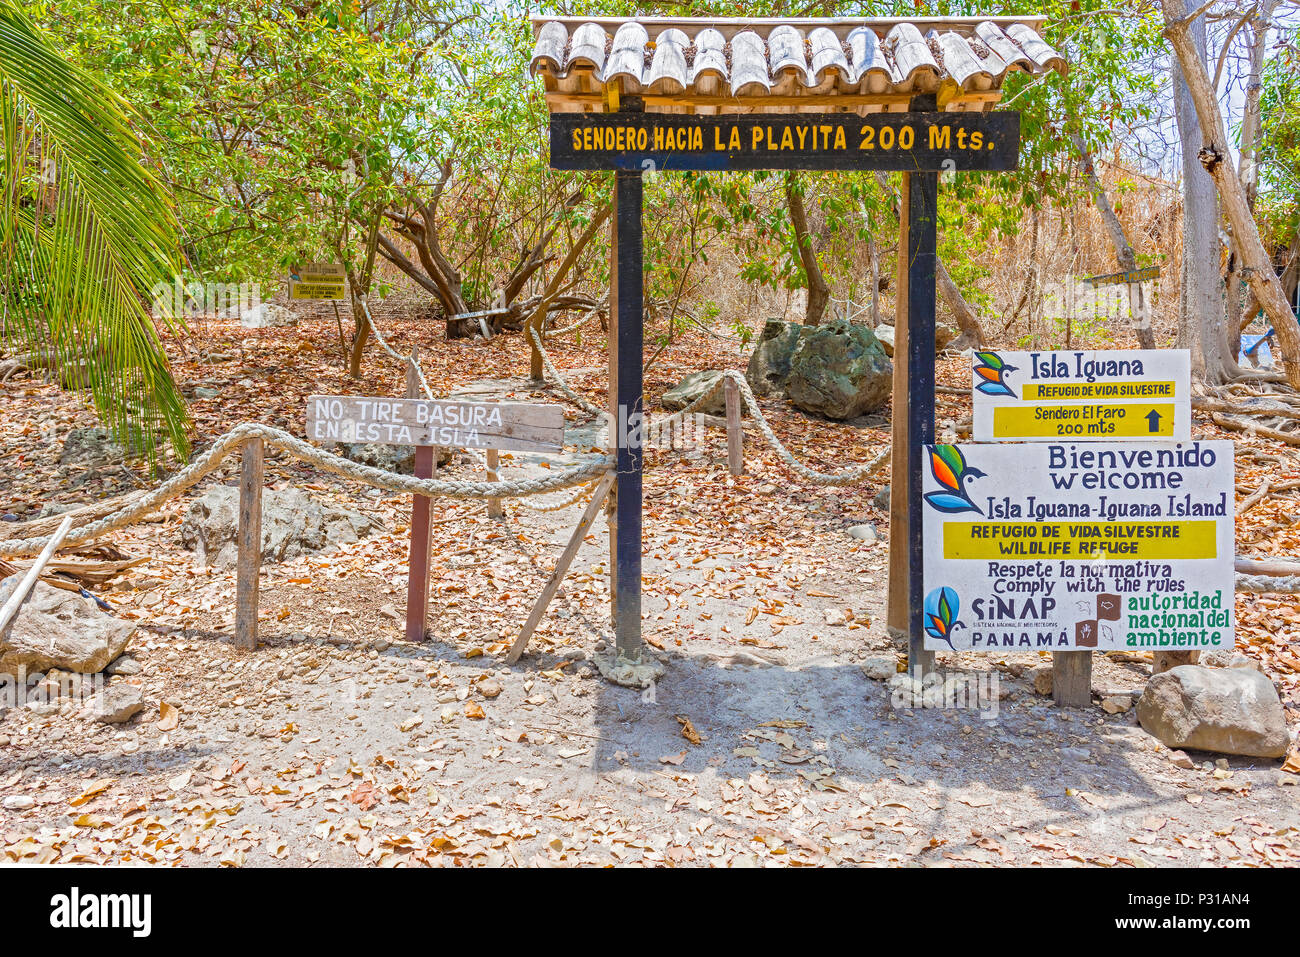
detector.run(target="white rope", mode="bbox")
[364,302,605,512]
[653,370,891,485]
[527,325,610,421]
[545,302,603,337]
[1235,574,1300,594]
[0,423,613,558]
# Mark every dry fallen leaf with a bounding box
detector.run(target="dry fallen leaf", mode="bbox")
[158,701,180,731]
[69,779,111,807]
[677,715,702,745]
[464,702,485,720]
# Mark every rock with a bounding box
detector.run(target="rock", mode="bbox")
[239,303,297,328]
[1101,695,1132,714]
[0,578,135,676]
[1200,649,1261,671]
[1168,749,1195,769]
[874,324,895,356]
[340,442,416,475]
[784,321,893,420]
[661,370,734,417]
[823,608,849,627]
[861,657,898,681]
[1137,665,1289,758]
[1030,664,1054,696]
[89,683,144,724]
[873,485,890,510]
[194,386,221,400]
[180,486,383,568]
[847,523,879,542]
[871,322,956,357]
[745,319,804,395]
[59,427,125,467]
[2,795,33,810]
[105,655,141,676]
[479,678,503,699]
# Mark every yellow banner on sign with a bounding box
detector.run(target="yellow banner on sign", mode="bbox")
[290,281,346,301]
[992,403,1175,439]
[942,521,1218,561]
[1020,380,1177,400]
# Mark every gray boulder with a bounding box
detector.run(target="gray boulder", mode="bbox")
[872,322,957,358]
[784,321,893,420]
[239,303,298,328]
[180,486,384,568]
[661,370,737,417]
[0,577,135,676]
[60,428,125,467]
[745,319,804,395]
[1137,665,1289,758]
[340,442,416,475]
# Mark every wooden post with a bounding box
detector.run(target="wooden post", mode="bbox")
[612,166,644,660]
[724,376,743,476]
[406,347,435,643]
[887,167,939,678]
[1154,650,1198,674]
[1053,651,1093,708]
[487,448,503,519]
[235,436,264,651]
[507,472,615,664]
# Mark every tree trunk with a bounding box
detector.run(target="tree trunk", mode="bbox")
[786,172,831,325]
[1071,133,1156,349]
[1163,0,1300,388]
[346,208,383,379]
[935,257,985,347]
[1170,12,1235,382]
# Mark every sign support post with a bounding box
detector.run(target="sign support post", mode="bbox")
[612,165,644,661]
[888,168,939,678]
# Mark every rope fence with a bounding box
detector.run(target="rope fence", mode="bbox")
[1,310,1296,594]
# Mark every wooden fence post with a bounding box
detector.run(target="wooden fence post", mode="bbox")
[1052,651,1092,708]
[406,347,435,642]
[724,376,743,476]
[487,448,503,519]
[235,436,264,651]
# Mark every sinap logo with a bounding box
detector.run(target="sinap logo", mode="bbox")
[923,586,965,650]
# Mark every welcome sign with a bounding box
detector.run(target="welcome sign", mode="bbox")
[921,441,1234,652]
[972,349,1191,442]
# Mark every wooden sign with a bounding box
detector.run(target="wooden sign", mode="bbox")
[921,441,1234,652]
[549,111,1020,172]
[1082,265,1160,287]
[289,262,347,301]
[971,349,1191,442]
[306,395,564,452]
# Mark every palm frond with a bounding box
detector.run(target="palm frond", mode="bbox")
[0,0,189,461]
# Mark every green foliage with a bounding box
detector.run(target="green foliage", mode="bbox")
[0,0,188,460]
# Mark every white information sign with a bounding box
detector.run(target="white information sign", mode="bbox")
[971,349,1191,442]
[921,441,1234,652]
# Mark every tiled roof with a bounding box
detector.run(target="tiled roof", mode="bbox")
[530,16,1065,114]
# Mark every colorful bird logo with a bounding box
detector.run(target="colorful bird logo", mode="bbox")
[924,587,965,650]
[973,351,1017,397]
[924,445,985,514]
